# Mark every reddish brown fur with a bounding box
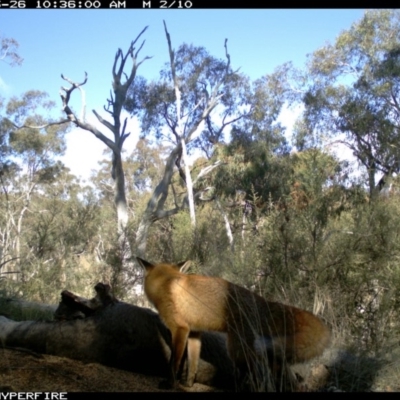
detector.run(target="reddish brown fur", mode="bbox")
[137,258,331,391]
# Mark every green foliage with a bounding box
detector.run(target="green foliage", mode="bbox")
[298,10,400,196]
[0,91,118,302]
[125,42,249,153]
[0,34,23,67]
[1,91,68,182]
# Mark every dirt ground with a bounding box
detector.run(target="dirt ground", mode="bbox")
[0,348,217,393]
[3,343,399,393]
[0,346,337,393]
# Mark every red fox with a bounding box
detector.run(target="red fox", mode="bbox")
[137,258,331,391]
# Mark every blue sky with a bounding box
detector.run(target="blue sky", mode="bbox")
[1,9,366,180]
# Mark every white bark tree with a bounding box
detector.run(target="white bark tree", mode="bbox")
[128,23,248,257]
[162,21,231,228]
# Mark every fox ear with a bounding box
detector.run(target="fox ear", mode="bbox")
[177,260,191,273]
[136,257,154,271]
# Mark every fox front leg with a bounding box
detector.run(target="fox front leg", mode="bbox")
[182,331,202,387]
[159,325,190,389]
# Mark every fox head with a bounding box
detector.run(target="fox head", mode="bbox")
[136,257,191,277]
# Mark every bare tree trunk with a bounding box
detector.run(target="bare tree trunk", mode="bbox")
[180,138,196,226]
[162,22,234,233]
[215,198,234,252]
[112,151,133,289]
[135,147,224,257]
[114,153,129,235]
[15,183,34,281]
[164,22,197,227]
[0,203,17,280]
[135,144,182,257]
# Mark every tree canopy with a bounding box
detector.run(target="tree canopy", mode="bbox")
[297,10,400,196]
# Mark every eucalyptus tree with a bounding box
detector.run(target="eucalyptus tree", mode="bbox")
[125,22,250,255]
[0,33,23,174]
[0,91,68,281]
[208,64,293,247]
[299,9,400,198]
[0,33,22,281]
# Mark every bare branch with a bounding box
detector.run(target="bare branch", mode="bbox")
[216,196,234,252]
[61,72,88,120]
[60,73,119,152]
[132,26,149,50]
[179,160,224,208]
[135,143,183,254]
[156,144,182,213]
[60,72,88,122]
[112,26,149,91]
[192,160,223,186]
[163,20,181,133]
[134,31,148,58]
[194,186,215,202]
[185,102,219,143]
[136,55,152,70]
[121,117,128,137]
[183,96,205,121]
[390,86,400,113]
[112,48,123,82]
[93,110,114,132]
[61,72,88,90]
[154,207,181,221]
[182,42,233,144]
[224,39,231,71]
[205,38,231,104]
[120,118,130,149]
[9,118,70,131]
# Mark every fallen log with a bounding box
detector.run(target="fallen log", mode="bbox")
[0,298,57,318]
[0,283,234,389]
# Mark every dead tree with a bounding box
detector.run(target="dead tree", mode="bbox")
[60,27,150,291]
